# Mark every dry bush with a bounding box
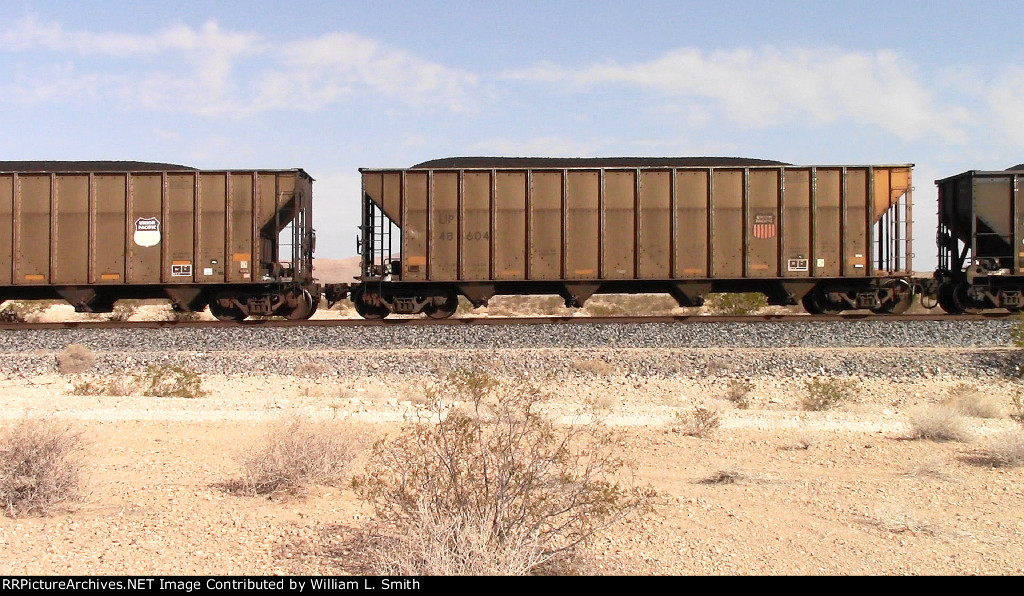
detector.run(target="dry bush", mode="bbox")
[704,293,767,315]
[108,300,139,322]
[0,418,86,517]
[0,301,51,323]
[673,406,721,438]
[70,364,206,398]
[583,295,678,317]
[906,405,971,442]
[56,344,96,374]
[950,394,1004,419]
[977,428,1024,467]
[801,377,857,411]
[572,359,618,376]
[725,380,753,409]
[234,416,357,496]
[792,428,822,450]
[355,372,653,575]
[699,469,745,485]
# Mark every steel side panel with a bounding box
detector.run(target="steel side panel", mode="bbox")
[565,170,599,280]
[167,173,196,283]
[92,175,126,283]
[1016,175,1024,273]
[127,174,162,284]
[493,172,526,280]
[639,170,671,279]
[745,169,779,278]
[974,176,1013,249]
[873,168,891,221]
[198,174,226,282]
[429,172,459,281]
[674,170,708,278]
[712,170,743,278]
[54,174,89,284]
[460,171,491,280]
[844,169,869,277]
[782,170,811,278]
[402,172,428,281]
[258,174,279,235]
[228,174,254,283]
[16,175,51,284]
[0,176,11,285]
[814,169,842,277]
[603,170,636,279]
[530,172,562,279]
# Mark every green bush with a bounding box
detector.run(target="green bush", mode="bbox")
[704,293,767,316]
[801,377,857,411]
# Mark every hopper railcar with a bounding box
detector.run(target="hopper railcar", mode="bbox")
[0,161,320,321]
[347,157,916,319]
[933,166,1024,313]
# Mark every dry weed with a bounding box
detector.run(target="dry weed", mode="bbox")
[672,407,721,438]
[0,418,86,517]
[906,405,972,442]
[977,427,1024,467]
[355,372,653,575]
[56,344,96,374]
[233,415,357,496]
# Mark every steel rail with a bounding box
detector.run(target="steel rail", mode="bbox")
[0,312,1015,331]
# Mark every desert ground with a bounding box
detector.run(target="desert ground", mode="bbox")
[1,347,1023,575]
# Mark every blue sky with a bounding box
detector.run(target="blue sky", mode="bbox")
[2,1,1022,270]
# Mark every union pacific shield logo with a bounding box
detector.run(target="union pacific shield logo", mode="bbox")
[134,217,161,247]
[752,213,776,239]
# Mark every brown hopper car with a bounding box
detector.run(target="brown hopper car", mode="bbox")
[350,158,915,318]
[934,167,1024,313]
[0,162,319,320]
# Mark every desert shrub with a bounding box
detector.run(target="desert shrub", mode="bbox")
[792,428,822,450]
[56,344,96,374]
[801,377,857,411]
[673,406,721,438]
[0,418,85,517]
[0,301,50,323]
[704,293,767,316]
[572,359,618,376]
[140,364,207,398]
[945,384,1003,419]
[582,295,679,317]
[355,373,653,575]
[725,380,753,409]
[167,308,200,322]
[906,405,971,442]
[233,416,357,496]
[979,427,1024,467]
[1012,392,1024,425]
[108,300,139,322]
[70,364,206,398]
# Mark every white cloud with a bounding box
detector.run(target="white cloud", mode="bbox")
[0,17,477,116]
[987,67,1024,148]
[504,47,969,142]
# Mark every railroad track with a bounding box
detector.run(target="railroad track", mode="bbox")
[0,312,1016,330]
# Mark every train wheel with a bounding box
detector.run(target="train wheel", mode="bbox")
[952,283,985,314]
[871,280,913,315]
[210,300,247,321]
[352,288,390,320]
[937,283,964,314]
[424,293,458,319]
[284,290,318,320]
[802,286,841,315]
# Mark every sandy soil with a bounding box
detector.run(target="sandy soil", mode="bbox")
[1,363,1023,576]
